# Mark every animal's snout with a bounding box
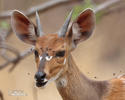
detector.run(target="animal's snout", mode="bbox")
[35,71,46,81]
[35,71,47,87]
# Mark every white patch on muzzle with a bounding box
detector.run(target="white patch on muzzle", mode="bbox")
[39,55,43,60]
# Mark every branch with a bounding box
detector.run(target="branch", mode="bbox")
[0,45,34,72]
[104,5,125,16]
[8,47,34,72]
[0,28,12,44]
[0,0,69,19]
[94,0,122,13]
[0,44,19,62]
[0,0,69,41]
[0,44,20,55]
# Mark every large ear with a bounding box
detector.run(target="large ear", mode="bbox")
[11,10,37,45]
[68,9,95,47]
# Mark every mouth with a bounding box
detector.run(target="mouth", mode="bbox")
[36,80,48,87]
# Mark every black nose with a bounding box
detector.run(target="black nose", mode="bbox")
[35,72,46,81]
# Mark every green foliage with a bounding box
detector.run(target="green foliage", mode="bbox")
[0,21,9,29]
[70,0,104,23]
[72,0,94,20]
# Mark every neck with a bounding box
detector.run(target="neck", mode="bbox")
[55,54,109,100]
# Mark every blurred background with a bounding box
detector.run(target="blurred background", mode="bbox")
[0,0,125,100]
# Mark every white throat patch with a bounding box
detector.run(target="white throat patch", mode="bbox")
[57,78,67,87]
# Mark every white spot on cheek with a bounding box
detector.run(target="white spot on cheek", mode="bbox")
[39,56,43,60]
[45,56,53,61]
[63,58,66,64]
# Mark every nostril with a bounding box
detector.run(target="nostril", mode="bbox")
[35,72,46,81]
[41,73,46,79]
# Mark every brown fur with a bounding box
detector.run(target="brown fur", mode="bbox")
[54,54,125,100]
[35,34,66,80]
[11,9,125,100]
[56,54,109,100]
[35,34,125,100]
[104,75,125,100]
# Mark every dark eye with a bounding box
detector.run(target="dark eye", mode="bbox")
[56,51,65,57]
[34,50,39,57]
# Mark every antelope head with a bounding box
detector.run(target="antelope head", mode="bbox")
[11,9,95,87]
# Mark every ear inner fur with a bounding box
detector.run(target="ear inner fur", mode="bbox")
[11,10,37,45]
[67,9,95,47]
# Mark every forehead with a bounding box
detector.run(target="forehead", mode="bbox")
[36,34,65,50]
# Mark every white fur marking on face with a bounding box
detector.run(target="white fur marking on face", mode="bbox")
[63,58,66,65]
[43,78,48,83]
[45,56,53,61]
[39,56,43,60]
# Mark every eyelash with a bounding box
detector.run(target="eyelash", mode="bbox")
[56,51,65,57]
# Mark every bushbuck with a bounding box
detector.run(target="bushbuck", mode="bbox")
[11,9,125,100]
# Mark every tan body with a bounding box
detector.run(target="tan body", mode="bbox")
[11,9,125,100]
